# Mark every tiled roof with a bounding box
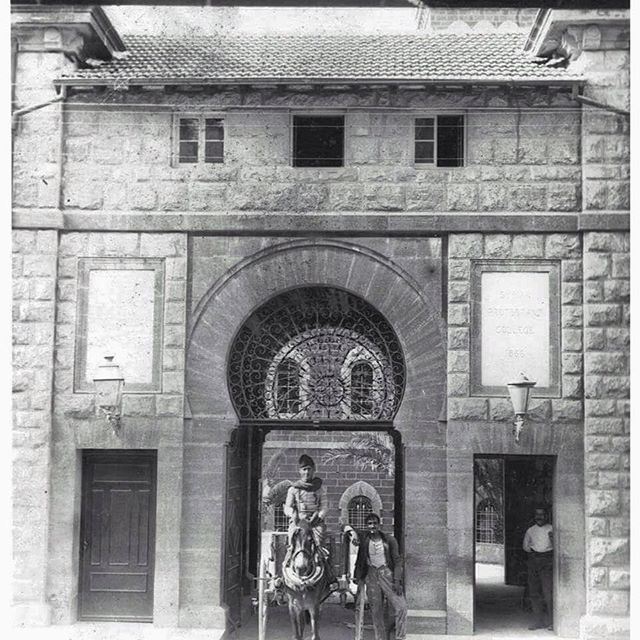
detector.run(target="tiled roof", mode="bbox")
[60,32,581,85]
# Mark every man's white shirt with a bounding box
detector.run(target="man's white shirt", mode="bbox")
[523,523,553,553]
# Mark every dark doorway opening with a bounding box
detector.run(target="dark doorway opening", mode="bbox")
[223,423,403,638]
[473,455,555,635]
[78,450,157,622]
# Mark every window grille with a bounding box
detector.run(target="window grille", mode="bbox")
[351,361,374,416]
[476,499,501,544]
[274,504,288,532]
[275,359,300,415]
[348,496,373,529]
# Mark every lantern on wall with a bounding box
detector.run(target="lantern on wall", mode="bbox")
[93,355,125,434]
[506,372,536,444]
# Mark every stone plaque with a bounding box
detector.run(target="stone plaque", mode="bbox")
[75,258,165,392]
[86,270,156,385]
[471,261,560,397]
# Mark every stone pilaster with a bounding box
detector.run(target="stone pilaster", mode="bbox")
[577,24,630,213]
[12,229,58,625]
[581,232,630,640]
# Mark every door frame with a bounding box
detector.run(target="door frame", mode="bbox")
[446,420,585,637]
[78,449,158,622]
[223,420,405,626]
[472,454,556,620]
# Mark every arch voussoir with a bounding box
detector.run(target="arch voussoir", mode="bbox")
[186,241,445,427]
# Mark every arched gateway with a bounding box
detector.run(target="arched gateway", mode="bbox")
[184,240,446,633]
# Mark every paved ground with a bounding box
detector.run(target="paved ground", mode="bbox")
[474,562,554,638]
[231,602,368,640]
[227,563,562,640]
[11,564,569,640]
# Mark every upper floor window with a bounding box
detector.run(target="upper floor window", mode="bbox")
[351,361,374,416]
[293,115,344,167]
[275,358,300,415]
[176,115,224,164]
[415,114,464,167]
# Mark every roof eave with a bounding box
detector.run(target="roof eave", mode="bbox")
[56,76,585,88]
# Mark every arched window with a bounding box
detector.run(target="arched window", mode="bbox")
[348,496,373,529]
[275,359,300,415]
[476,499,501,544]
[228,287,405,421]
[273,504,288,532]
[351,361,374,416]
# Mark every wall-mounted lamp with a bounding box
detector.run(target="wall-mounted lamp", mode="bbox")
[93,356,125,434]
[506,372,536,444]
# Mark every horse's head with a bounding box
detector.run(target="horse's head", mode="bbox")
[290,520,318,578]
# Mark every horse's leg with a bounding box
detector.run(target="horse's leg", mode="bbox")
[309,599,321,640]
[288,600,302,640]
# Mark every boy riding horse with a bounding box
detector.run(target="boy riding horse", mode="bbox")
[284,454,338,589]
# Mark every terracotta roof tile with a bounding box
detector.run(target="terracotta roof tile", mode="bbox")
[60,32,581,84]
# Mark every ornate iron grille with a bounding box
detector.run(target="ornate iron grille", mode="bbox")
[228,287,405,421]
[351,361,374,416]
[275,359,301,415]
[348,496,374,529]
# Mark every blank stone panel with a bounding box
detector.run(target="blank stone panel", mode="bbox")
[74,258,165,393]
[86,270,155,385]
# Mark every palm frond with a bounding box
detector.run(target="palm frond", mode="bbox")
[322,432,394,477]
[263,479,292,507]
[263,448,289,482]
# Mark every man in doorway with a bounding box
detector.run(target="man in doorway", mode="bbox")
[522,506,553,631]
[354,513,407,640]
[284,454,337,587]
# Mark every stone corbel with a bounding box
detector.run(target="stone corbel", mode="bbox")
[11,6,125,62]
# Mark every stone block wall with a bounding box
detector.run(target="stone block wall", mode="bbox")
[447,232,584,424]
[426,7,538,31]
[12,28,77,210]
[445,232,586,637]
[12,229,58,626]
[46,231,187,626]
[577,24,630,212]
[581,232,630,640]
[59,88,580,214]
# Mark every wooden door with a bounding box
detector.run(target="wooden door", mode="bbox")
[504,456,554,586]
[79,451,157,621]
[222,428,249,630]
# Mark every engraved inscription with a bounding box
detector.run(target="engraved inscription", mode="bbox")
[480,272,550,387]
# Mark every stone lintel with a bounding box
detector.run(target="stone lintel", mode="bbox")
[12,209,631,235]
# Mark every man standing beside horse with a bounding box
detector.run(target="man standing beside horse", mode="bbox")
[354,513,407,640]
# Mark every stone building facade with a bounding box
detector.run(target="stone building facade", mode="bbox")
[11,5,629,640]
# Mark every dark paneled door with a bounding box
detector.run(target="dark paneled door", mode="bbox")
[504,455,554,586]
[79,451,157,621]
[223,428,249,630]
